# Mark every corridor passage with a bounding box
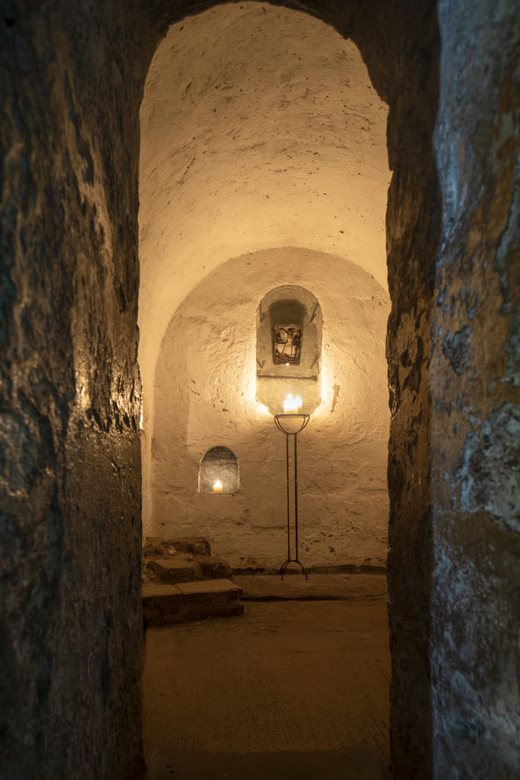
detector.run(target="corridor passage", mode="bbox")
[143,576,390,779]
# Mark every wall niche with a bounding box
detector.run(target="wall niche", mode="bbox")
[257,285,322,414]
[198,446,239,494]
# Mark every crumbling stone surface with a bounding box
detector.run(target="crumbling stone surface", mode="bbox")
[142,555,233,584]
[143,536,212,558]
[196,556,233,580]
[141,537,233,584]
[142,557,198,584]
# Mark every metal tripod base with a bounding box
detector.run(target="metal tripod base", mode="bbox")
[279,558,309,580]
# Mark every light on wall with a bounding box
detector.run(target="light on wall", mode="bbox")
[199,447,239,494]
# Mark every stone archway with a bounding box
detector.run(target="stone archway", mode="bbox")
[138,3,440,777]
[139,3,391,578]
[2,1,518,778]
[134,3,440,771]
[0,1,440,776]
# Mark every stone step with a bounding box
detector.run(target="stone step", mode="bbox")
[143,557,198,584]
[143,536,211,558]
[195,555,232,580]
[142,579,243,627]
[143,555,232,584]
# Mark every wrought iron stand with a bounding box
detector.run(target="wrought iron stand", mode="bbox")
[274,413,310,580]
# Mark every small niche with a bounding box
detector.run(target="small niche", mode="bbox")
[256,285,322,414]
[199,446,239,494]
[271,299,305,366]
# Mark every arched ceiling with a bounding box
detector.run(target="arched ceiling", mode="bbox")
[139,1,390,413]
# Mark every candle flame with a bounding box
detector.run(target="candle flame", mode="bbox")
[283,393,303,414]
[212,479,224,493]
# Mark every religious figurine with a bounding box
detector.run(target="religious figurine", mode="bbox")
[273,325,302,364]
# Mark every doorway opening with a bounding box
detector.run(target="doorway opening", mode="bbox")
[139,2,392,775]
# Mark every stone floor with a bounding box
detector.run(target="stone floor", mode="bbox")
[235,572,387,601]
[143,575,390,779]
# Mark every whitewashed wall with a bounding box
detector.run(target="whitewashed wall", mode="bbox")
[150,246,389,569]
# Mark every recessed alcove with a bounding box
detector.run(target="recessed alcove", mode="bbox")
[257,286,322,414]
[138,1,391,535]
[151,246,390,569]
[199,446,239,495]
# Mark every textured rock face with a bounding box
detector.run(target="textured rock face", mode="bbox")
[2,1,518,779]
[0,2,148,778]
[431,1,520,776]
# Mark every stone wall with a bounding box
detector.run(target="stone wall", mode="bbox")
[431,0,520,776]
[152,247,390,570]
[0,2,150,777]
[2,1,517,778]
[378,9,441,778]
[1,0,437,777]
[142,4,443,775]
[138,3,391,534]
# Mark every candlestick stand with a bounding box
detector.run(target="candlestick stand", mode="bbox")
[274,413,310,579]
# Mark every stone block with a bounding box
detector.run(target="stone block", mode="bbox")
[143,557,198,584]
[195,555,232,580]
[143,536,212,558]
[142,579,243,627]
[176,579,243,622]
[142,584,184,627]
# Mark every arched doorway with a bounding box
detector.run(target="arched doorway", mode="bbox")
[138,2,395,774]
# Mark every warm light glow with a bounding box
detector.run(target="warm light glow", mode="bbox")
[212,479,224,494]
[283,393,303,414]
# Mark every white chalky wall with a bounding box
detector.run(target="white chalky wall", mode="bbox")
[138,3,391,541]
[151,246,389,568]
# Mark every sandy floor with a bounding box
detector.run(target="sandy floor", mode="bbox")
[143,579,390,778]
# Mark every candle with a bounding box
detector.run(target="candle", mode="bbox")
[212,479,223,494]
[283,393,303,414]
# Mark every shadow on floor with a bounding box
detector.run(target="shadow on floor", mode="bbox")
[147,745,390,779]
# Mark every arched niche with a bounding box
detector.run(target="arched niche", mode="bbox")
[198,446,239,495]
[256,285,322,414]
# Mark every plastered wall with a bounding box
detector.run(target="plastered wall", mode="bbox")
[138,3,390,530]
[151,247,390,569]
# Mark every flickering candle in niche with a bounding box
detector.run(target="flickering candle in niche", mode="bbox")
[212,479,224,494]
[283,393,303,414]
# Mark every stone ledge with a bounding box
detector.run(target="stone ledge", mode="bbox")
[142,579,243,627]
[143,537,212,558]
[143,558,198,583]
[142,554,233,585]
[234,573,387,602]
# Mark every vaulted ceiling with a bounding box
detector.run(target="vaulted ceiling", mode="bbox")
[139,1,389,419]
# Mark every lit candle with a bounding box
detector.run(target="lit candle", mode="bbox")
[212,479,223,494]
[283,393,303,414]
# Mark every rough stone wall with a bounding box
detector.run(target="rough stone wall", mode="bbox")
[379,12,441,780]
[431,1,520,776]
[138,2,391,534]
[152,247,390,570]
[5,2,517,780]
[0,2,148,777]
